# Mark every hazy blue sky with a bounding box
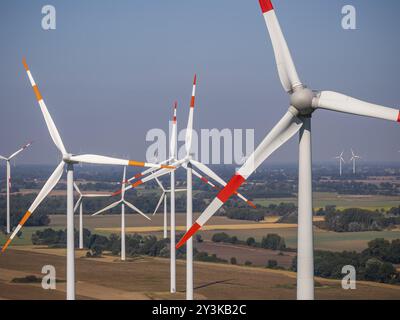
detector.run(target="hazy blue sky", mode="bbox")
[0,0,399,165]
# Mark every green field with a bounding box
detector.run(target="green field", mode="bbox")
[254,192,400,211]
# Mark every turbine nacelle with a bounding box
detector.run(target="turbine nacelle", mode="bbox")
[62,154,78,164]
[289,87,315,115]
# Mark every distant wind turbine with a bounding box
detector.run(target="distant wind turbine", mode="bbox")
[349,149,361,175]
[0,58,171,300]
[92,167,150,261]
[335,151,345,176]
[73,183,111,249]
[0,141,33,233]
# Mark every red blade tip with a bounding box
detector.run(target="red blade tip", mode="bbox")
[259,0,274,13]
[176,222,201,249]
[111,189,122,197]
[193,74,197,85]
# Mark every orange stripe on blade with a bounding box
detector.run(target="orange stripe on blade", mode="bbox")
[161,165,175,169]
[33,85,42,101]
[134,173,142,179]
[128,161,145,167]
[247,200,257,209]
[132,180,143,188]
[190,96,195,108]
[1,238,12,253]
[20,210,32,226]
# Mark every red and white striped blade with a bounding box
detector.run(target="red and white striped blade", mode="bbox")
[2,161,64,252]
[8,141,33,160]
[258,0,302,92]
[124,200,151,220]
[91,200,122,216]
[127,157,173,182]
[185,75,197,156]
[315,91,400,123]
[170,101,178,158]
[69,154,174,169]
[176,109,303,248]
[189,160,256,208]
[23,59,67,155]
[116,159,182,196]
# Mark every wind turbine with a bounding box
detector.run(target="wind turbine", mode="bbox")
[177,0,400,300]
[0,58,173,300]
[92,167,150,261]
[335,151,345,176]
[350,149,361,174]
[0,141,33,233]
[153,177,185,239]
[73,182,111,249]
[123,75,256,299]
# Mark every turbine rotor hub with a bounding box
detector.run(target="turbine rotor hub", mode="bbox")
[290,87,315,115]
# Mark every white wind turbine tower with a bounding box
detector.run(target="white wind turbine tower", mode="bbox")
[153,177,185,239]
[177,0,400,301]
[0,141,33,233]
[335,151,345,176]
[0,58,172,300]
[123,75,255,299]
[73,182,111,249]
[350,149,361,174]
[92,167,150,261]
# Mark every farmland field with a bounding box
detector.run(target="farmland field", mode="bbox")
[0,247,399,300]
[1,212,399,253]
[253,192,400,210]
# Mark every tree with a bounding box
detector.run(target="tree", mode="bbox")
[267,260,278,269]
[261,234,286,250]
[246,237,256,247]
[230,257,237,265]
[211,232,230,243]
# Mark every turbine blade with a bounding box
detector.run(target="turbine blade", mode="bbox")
[315,91,400,123]
[69,154,175,169]
[73,196,83,213]
[121,166,127,199]
[127,157,173,182]
[258,0,302,92]
[22,58,67,154]
[124,201,151,221]
[185,75,197,156]
[91,200,121,216]
[2,161,64,252]
[170,101,178,158]
[118,159,183,195]
[154,177,165,191]
[176,109,303,248]
[153,193,165,215]
[73,182,81,195]
[190,159,256,208]
[8,141,33,160]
